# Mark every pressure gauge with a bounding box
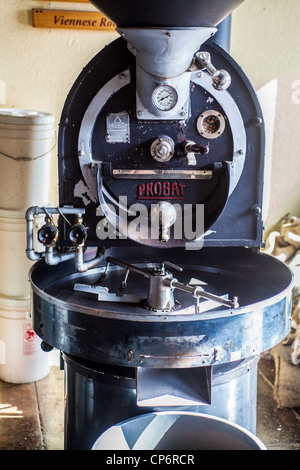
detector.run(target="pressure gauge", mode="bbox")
[152,85,178,111]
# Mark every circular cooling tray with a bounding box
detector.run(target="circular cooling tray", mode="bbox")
[29,247,293,367]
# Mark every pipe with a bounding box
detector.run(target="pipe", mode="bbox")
[25,205,86,263]
[168,279,239,309]
[25,205,104,271]
[75,246,104,273]
[212,16,232,53]
[45,247,76,266]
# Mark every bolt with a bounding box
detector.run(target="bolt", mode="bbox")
[252,205,262,216]
[127,348,135,362]
[214,348,221,361]
[253,116,263,126]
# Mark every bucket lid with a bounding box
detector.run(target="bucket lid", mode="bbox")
[0,109,54,125]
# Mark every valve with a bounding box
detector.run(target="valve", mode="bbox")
[37,223,58,247]
[183,140,209,166]
[150,136,175,162]
[69,223,88,246]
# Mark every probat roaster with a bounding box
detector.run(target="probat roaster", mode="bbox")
[25,0,293,450]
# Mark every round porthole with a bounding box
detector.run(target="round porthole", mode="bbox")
[197,110,226,139]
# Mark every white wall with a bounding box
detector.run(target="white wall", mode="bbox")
[0,0,118,204]
[231,0,300,228]
[1,0,300,229]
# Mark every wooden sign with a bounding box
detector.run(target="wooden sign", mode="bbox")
[32,9,116,31]
[36,1,90,3]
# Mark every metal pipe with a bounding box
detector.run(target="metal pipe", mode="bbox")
[45,247,75,265]
[212,15,232,53]
[106,257,151,278]
[25,206,40,259]
[25,205,86,263]
[75,246,104,273]
[169,279,239,308]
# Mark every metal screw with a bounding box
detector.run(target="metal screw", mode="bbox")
[252,205,261,216]
[214,348,221,361]
[127,348,135,362]
[254,116,263,126]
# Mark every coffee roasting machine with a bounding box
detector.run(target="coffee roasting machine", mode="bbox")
[25,0,293,449]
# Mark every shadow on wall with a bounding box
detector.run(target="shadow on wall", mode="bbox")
[259,75,300,231]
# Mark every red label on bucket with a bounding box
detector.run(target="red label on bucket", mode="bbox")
[23,323,37,356]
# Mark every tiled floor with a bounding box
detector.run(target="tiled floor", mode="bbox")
[0,354,299,450]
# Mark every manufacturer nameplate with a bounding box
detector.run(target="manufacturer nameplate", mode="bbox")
[106,113,130,143]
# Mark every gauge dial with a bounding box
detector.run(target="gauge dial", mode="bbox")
[152,85,178,111]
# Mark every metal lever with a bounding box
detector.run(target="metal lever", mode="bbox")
[195,51,231,91]
[183,140,210,166]
[168,279,239,310]
[103,257,239,312]
[161,261,183,274]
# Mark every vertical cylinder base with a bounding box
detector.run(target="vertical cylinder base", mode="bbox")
[63,354,259,450]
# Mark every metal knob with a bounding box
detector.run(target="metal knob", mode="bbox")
[37,223,58,247]
[195,51,231,91]
[150,136,175,162]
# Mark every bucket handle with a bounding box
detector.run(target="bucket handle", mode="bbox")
[0,132,56,162]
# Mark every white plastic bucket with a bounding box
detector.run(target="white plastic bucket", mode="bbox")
[0,297,50,383]
[0,209,43,299]
[0,109,54,210]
